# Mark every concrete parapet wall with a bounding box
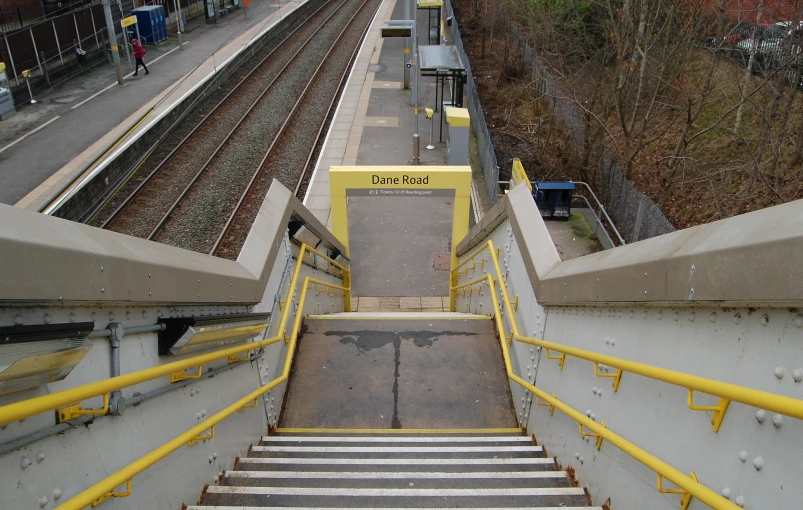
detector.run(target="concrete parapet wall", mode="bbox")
[52,0,322,222]
[0,181,348,507]
[455,185,803,509]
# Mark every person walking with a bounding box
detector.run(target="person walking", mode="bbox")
[132,39,149,76]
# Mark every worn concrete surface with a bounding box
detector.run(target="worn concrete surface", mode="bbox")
[0,0,292,206]
[280,318,517,428]
[348,196,453,296]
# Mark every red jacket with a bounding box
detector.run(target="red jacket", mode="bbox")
[133,42,146,59]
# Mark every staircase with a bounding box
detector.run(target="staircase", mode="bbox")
[189,431,602,509]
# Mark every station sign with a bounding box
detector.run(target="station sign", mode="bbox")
[121,15,137,27]
[381,26,412,38]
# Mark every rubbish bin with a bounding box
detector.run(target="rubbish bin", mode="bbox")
[75,47,87,64]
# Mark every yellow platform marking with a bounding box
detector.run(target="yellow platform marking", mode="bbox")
[274,428,523,434]
[305,314,489,320]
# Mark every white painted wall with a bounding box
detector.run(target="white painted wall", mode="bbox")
[456,217,803,510]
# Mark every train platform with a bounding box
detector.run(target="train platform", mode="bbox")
[0,0,304,209]
[304,0,485,299]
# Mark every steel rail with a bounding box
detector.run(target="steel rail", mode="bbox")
[292,2,371,198]
[97,0,336,230]
[145,0,354,242]
[145,0,356,242]
[0,243,346,426]
[451,273,741,510]
[210,0,375,256]
[453,240,803,421]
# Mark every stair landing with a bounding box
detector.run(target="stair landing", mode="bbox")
[281,316,516,429]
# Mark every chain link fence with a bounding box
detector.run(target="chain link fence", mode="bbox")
[446,1,500,204]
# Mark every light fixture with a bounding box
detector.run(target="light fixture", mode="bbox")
[157,313,269,356]
[0,322,94,395]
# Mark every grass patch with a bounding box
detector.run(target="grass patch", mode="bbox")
[568,213,596,240]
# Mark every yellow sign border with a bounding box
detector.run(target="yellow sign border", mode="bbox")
[329,165,471,311]
[121,15,138,28]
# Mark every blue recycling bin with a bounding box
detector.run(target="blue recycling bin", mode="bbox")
[131,5,167,44]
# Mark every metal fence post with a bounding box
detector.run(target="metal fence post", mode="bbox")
[30,28,43,77]
[73,13,82,49]
[632,195,645,243]
[52,20,64,66]
[90,7,100,49]
[4,34,19,86]
[40,51,51,87]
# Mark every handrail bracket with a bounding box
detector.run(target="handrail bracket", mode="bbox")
[188,426,215,446]
[170,365,203,383]
[91,480,132,507]
[578,421,606,450]
[687,390,730,432]
[657,472,697,510]
[545,349,566,370]
[536,393,556,415]
[58,394,110,423]
[594,363,623,392]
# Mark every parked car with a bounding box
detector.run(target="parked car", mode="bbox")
[736,21,803,69]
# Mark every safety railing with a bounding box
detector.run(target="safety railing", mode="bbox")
[451,239,803,510]
[0,243,349,426]
[61,275,348,508]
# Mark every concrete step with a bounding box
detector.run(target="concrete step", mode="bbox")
[258,436,534,447]
[234,457,559,472]
[197,486,591,508]
[221,470,574,489]
[189,507,602,510]
[246,445,546,459]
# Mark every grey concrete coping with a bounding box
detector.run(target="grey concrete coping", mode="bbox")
[457,183,803,307]
[0,180,347,304]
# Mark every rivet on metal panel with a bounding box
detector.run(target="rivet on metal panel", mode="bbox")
[53,488,62,500]
[689,312,695,322]
[773,366,784,380]
[792,368,803,382]
[752,456,764,470]
[709,312,716,323]
[755,409,766,423]
[735,495,745,507]
[91,480,131,506]
[536,393,556,415]
[38,496,48,507]
[772,414,783,428]
[657,471,696,510]
[738,450,748,462]
[20,456,32,469]
[578,421,606,450]
[795,315,803,328]
[733,313,741,324]
[657,311,662,320]
[100,266,104,272]
[759,313,769,326]
[686,389,729,432]
[642,310,648,319]
[36,451,44,463]
[721,487,731,499]
[673,311,679,321]
[629,311,634,319]
[101,288,105,293]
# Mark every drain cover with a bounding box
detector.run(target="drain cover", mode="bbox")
[433,253,451,271]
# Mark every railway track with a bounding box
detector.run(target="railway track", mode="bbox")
[93,0,379,258]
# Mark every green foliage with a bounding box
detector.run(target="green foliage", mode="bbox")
[525,0,608,57]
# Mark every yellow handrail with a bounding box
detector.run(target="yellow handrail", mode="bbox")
[453,240,803,422]
[56,274,345,509]
[0,244,349,426]
[451,274,740,510]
